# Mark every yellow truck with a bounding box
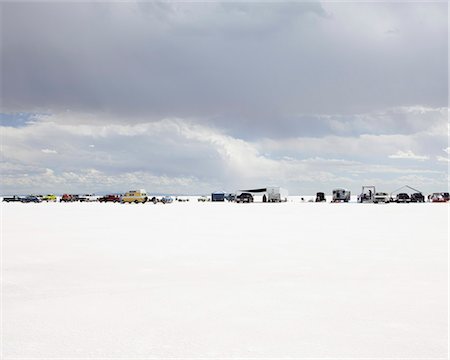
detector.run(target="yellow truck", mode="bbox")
[121,189,148,204]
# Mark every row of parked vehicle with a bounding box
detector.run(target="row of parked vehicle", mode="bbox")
[2,194,57,203]
[2,191,174,204]
[2,187,449,204]
[313,187,450,203]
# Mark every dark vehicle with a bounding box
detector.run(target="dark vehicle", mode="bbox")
[315,192,326,202]
[98,194,121,203]
[236,192,254,203]
[2,196,23,202]
[21,195,42,203]
[396,193,410,203]
[441,192,450,202]
[211,192,225,202]
[410,192,425,203]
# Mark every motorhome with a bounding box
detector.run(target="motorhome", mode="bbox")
[332,188,351,202]
[121,189,148,204]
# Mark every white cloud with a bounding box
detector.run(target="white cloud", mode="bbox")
[388,150,429,161]
[1,112,448,195]
[436,156,449,163]
[41,148,57,154]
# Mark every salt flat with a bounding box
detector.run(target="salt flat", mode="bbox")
[2,201,448,359]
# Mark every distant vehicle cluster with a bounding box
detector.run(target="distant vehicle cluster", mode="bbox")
[2,185,449,204]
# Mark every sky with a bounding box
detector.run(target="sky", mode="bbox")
[1,1,448,195]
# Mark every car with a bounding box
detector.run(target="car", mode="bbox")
[197,196,208,202]
[78,194,97,202]
[42,194,57,202]
[410,192,425,203]
[396,193,410,203]
[2,195,23,202]
[60,194,75,202]
[236,192,254,203]
[21,195,42,203]
[121,189,148,204]
[225,193,236,202]
[441,192,450,202]
[430,193,446,202]
[373,192,390,203]
[161,196,173,204]
[98,194,121,203]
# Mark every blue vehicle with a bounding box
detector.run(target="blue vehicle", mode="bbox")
[21,195,42,203]
[161,196,173,204]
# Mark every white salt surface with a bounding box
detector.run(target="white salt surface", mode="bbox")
[2,201,448,358]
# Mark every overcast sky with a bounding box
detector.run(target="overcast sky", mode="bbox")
[1,1,448,195]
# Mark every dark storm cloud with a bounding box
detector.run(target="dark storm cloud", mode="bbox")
[2,2,447,138]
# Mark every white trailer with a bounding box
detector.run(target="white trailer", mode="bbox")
[332,188,351,202]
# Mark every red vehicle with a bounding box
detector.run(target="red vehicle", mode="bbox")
[60,194,75,202]
[430,193,446,203]
[98,194,121,203]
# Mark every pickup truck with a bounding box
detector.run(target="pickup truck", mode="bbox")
[2,195,23,202]
[98,194,121,203]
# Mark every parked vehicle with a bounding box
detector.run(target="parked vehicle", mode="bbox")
[2,195,23,202]
[358,186,375,203]
[60,194,75,202]
[430,193,446,202]
[161,196,173,204]
[396,193,410,203]
[211,192,225,202]
[42,194,57,202]
[197,196,208,202]
[410,192,425,203]
[373,192,390,203]
[78,194,97,202]
[441,192,450,202]
[266,187,286,202]
[98,194,121,203]
[225,193,236,202]
[121,189,148,204]
[21,195,42,203]
[236,192,254,203]
[315,192,326,202]
[332,188,350,202]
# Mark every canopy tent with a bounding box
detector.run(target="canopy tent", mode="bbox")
[390,185,422,197]
[238,188,268,193]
